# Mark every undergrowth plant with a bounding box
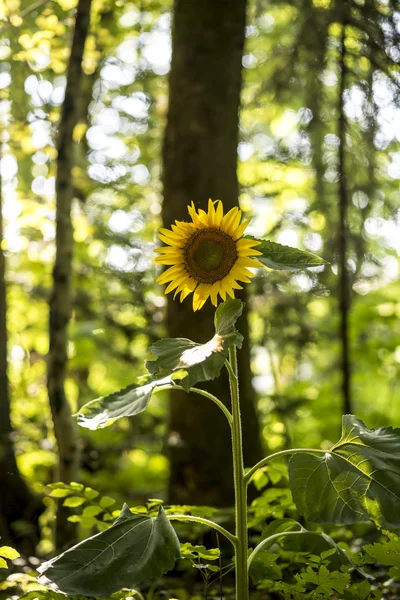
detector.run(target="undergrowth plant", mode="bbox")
[28,201,400,599]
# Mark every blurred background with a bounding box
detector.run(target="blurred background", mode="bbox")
[0,0,399,568]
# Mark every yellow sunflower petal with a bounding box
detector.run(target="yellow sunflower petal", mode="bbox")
[215,201,224,226]
[159,227,185,240]
[237,257,264,268]
[236,237,261,249]
[187,202,202,226]
[207,199,217,227]
[179,279,197,302]
[221,279,235,298]
[157,265,186,284]
[165,274,190,294]
[154,255,185,265]
[238,248,262,257]
[209,282,220,307]
[220,207,241,236]
[158,233,186,247]
[232,219,251,241]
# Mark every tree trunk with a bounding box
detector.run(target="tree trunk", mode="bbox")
[0,141,44,554]
[47,0,92,550]
[162,0,262,506]
[337,23,352,416]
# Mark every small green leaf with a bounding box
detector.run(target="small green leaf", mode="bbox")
[84,487,100,500]
[0,546,19,560]
[299,564,350,594]
[289,415,400,527]
[0,557,8,569]
[63,496,86,507]
[49,489,74,498]
[70,482,84,491]
[180,543,220,561]
[47,482,72,490]
[253,239,326,270]
[37,505,181,597]
[83,506,104,518]
[100,496,116,508]
[214,298,244,346]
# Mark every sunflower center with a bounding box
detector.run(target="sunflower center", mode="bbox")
[184,228,238,284]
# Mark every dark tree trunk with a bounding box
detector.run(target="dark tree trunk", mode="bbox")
[162,0,262,506]
[47,0,92,550]
[337,24,352,415]
[0,142,44,554]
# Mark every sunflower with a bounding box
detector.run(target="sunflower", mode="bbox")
[155,200,263,311]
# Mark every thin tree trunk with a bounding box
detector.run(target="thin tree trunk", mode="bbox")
[0,140,44,553]
[337,24,352,415]
[162,0,262,506]
[47,0,92,550]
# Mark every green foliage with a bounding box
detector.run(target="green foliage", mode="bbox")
[46,482,117,531]
[76,377,172,430]
[77,299,243,429]
[2,0,400,597]
[249,550,282,583]
[289,415,400,527]
[37,505,181,597]
[146,298,244,389]
[363,530,400,579]
[0,546,19,569]
[180,543,220,562]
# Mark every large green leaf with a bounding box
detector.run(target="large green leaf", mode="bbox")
[77,300,243,429]
[253,239,326,270]
[146,299,243,391]
[76,376,172,430]
[37,505,180,597]
[289,415,400,527]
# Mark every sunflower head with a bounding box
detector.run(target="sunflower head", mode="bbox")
[155,200,263,311]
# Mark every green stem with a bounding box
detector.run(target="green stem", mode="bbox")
[167,514,237,547]
[154,384,233,427]
[247,530,306,568]
[244,448,329,485]
[227,346,249,600]
[247,528,347,569]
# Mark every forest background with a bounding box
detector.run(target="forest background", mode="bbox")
[0,0,400,597]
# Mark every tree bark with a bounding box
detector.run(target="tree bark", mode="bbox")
[162,0,262,506]
[337,24,352,415]
[0,141,44,553]
[47,0,92,549]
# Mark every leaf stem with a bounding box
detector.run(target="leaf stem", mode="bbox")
[247,530,306,568]
[247,528,347,569]
[227,346,249,600]
[167,514,237,547]
[154,384,233,427]
[244,448,330,485]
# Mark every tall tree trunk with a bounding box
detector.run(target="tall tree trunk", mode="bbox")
[47,0,92,550]
[162,0,262,506]
[337,24,352,415]
[0,141,44,553]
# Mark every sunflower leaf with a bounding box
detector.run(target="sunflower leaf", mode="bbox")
[253,239,326,270]
[37,505,181,597]
[289,415,400,527]
[146,299,243,391]
[76,376,172,430]
[214,298,244,342]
